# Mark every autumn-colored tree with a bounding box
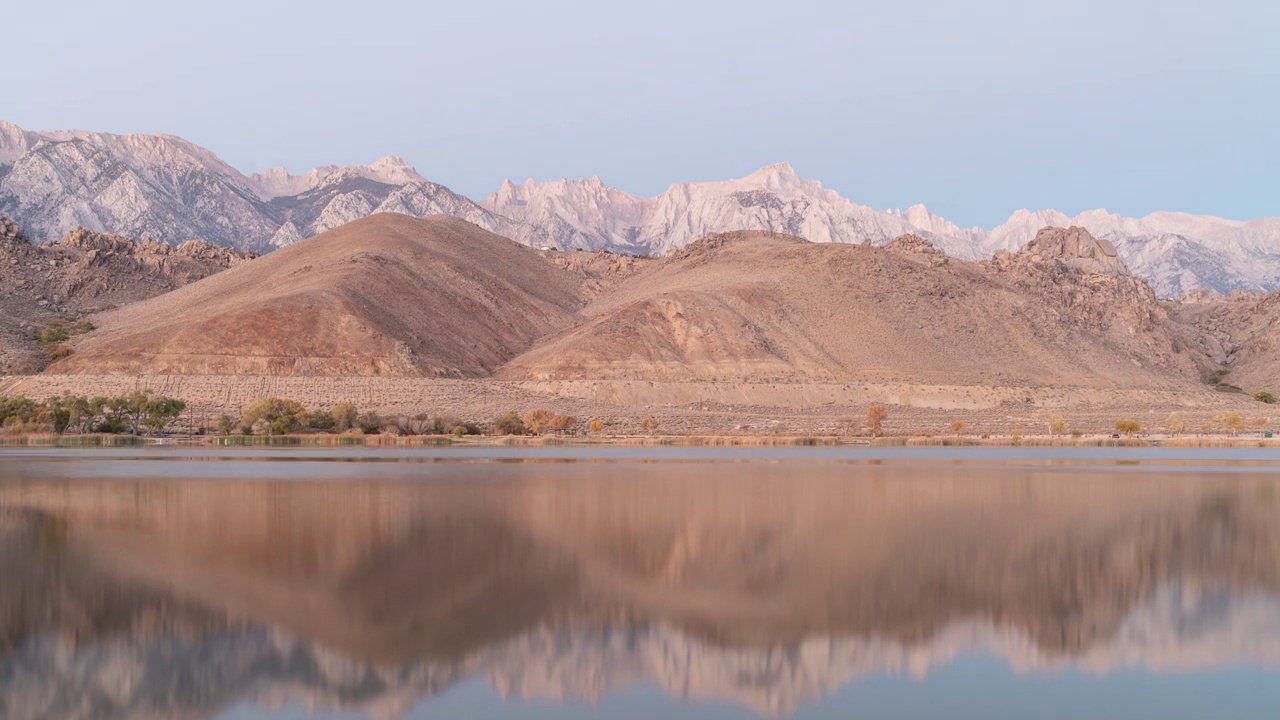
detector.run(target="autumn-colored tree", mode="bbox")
[951,420,965,435]
[1115,419,1141,436]
[588,420,604,434]
[548,414,576,433]
[866,406,888,438]
[1212,412,1245,437]
[1249,416,1269,430]
[523,408,557,434]
[1046,413,1066,436]
[1165,412,1188,437]
[641,417,659,434]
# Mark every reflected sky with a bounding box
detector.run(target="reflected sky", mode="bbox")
[2,448,1278,719]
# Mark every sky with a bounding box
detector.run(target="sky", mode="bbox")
[5,0,1277,228]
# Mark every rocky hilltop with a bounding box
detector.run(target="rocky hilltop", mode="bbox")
[0,216,253,374]
[37,217,1231,397]
[4,121,1279,295]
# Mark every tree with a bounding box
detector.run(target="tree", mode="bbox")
[548,414,576,434]
[1212,412,1245,437]
[588,420,604,434]
[1249,416,1269,431]
[330,404,359,432]
[494,411,525,435]
[950,420,965,435]
[641,417,659,435]
[216,415,236,436]
[1165,412,1188,437]
[1254,391,1276,404]
[1115,419,1141,436]
[1047,413,1066,436]
[523,408,557,435]
[140,396,185,435]
[242,397,308,436]
[866,406,888,438]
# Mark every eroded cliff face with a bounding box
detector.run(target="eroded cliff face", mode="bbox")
[1,459,1277,719]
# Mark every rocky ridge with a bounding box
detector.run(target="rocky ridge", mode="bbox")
[0,216,254,373]
[5,121,1278,295]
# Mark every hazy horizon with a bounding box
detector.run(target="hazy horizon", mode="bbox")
[6,0,1278,228]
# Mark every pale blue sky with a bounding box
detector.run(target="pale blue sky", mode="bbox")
[6,0,1277,228]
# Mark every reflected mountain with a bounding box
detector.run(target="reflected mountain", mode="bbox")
[1,459,1278,718]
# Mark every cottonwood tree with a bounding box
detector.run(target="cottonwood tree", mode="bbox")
[1114,419,1141,436]
[866,406,888,438]
[1165,412,1188,437]
[523,408,557,434]
[951,420,965,435]
[1047,413,1066,436]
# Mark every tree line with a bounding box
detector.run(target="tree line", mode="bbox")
[0,391,185,435]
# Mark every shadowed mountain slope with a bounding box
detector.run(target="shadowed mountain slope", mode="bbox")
[47,214,586,376]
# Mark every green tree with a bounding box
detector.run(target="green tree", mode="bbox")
[242,397,308,436]
[494,411,525,435]
[1115,419,1141,436]
[141,396,185,435]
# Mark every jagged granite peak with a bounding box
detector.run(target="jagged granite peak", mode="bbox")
[484,163,985,258]
[247,156,427,200]
[4,121,1280,294]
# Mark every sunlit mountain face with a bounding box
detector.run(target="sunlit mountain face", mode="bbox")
[2,451,1279,719]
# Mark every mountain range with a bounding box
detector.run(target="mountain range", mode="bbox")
[2,120,1278,297]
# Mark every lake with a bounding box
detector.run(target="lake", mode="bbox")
[1,447,1278,719]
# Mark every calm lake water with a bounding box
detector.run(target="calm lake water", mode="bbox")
[2,447,1279,719]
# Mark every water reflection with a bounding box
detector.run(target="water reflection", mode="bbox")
[1,452,1278,719]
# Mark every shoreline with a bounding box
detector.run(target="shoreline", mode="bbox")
[3,433,1279,449]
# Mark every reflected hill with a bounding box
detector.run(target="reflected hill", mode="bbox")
[1,458,1278,718]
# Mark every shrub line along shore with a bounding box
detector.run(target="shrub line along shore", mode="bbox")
[2,433,1279,449]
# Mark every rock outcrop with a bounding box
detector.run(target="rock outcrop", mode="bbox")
[0,218,253,373]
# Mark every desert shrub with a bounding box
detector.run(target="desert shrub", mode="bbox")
[866,406,888,438]
[588,420,604,434]
[522,408,557,434]
[641,417,660,434]
[330,404,359,432]
[357,412,383,434]
[308,410,336,431]
[42,344,74,361]
[951,420,965,435]
[451,425,468,438]
[1254,391,1275,404]
[1115,419,1141,436]
[1071,430,1083,438]
[494,411,525,435]
[1208,369,1231,384]
[36,326,67,345]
